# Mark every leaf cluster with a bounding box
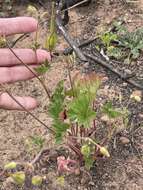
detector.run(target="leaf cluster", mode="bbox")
[100,22,143,61]
[118,27,143,59]
[48,81,69,143]
[81,144,94,169]
[67,74,100,128]
[102,102,123,119]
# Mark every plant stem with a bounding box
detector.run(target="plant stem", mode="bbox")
[66,57,75,97]
[75,123,78,136]
[0,83,55,134]
[11,33,30,48]
[6,42,51,99]
[67,143,82,157]
[69,136,101,148]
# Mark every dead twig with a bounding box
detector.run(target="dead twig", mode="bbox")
[30,148,50,165]
[63,37,98,55]
[56,16,87,62]
[84,53,143,90]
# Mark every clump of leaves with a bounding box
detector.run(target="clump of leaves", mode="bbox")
[48,81,69,143]
[102,102,123,119]
[24,135,45,155]
[48,72,115,169]
[101,32,118,48]
[30,135,45,149]
[118,27,143,61]
[34,60,50,75]
[99,22,143,62]
[81,144,94,169]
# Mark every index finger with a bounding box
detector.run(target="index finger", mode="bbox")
[0,17,38,36]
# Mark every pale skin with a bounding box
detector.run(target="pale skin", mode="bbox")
[0,17,51,110]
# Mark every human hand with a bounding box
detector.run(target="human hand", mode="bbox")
[0,17,51,110]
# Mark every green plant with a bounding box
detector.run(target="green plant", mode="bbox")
[99,22,143,63]
[30,135,45,149]
[48,71,117,169]
[118,27,143,61]
[101,32,118,48]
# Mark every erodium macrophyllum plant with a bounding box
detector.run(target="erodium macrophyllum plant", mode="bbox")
[48,72,111,170]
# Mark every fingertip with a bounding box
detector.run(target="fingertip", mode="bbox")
[0,17,38,36]
[24,17,38,32]
[36,49,51,63]
[26,97,39,110]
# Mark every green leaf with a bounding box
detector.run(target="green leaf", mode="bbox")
[102,102,122,119]
[81,144,94,169]
[101,32,118,47]
[68,95,96,128]
[81,144,91,157]
[84,156,94,170]
[30,136,45,148]
[53,120,69,143]
[131,48,140,59]
[118,27,143,60]
[34,60,50,74]
[48,81,68,143]
[48,81,65,120]
[107,46,122,59]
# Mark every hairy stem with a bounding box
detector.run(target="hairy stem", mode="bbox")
[0,83,55,134]
[7,42,51,99]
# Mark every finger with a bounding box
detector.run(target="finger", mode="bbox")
[0,17,38,36]
[0,49,51,66]
[0,65,40,83]
[0,93,38,110]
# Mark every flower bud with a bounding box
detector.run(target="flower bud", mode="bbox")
[4,162,17,170]
[100,147,110,157]
[32,175,43,186]
[11,171,25,185]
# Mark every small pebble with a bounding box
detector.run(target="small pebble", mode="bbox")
[122,82,128,87]
[119,137,130,144]
[139,113,143,118]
